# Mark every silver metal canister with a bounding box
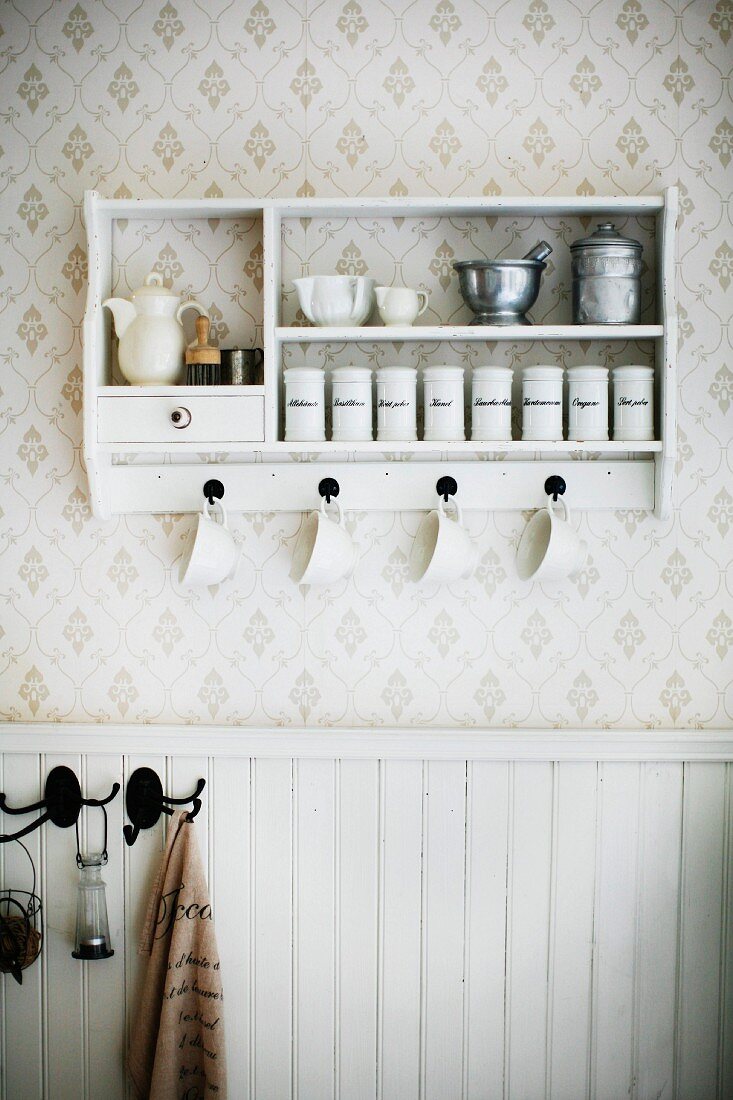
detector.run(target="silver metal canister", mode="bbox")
[570,223,643,324]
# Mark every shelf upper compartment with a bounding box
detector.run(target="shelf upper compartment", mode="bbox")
[276,325,663,343]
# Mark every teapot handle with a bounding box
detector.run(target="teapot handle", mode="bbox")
[176,300,209,325]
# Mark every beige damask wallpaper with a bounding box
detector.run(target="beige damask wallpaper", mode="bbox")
[0,0,731,727]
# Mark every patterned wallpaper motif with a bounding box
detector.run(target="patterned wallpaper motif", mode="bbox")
[0,0,730,727]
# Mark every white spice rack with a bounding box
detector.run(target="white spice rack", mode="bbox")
[83,190,677,519]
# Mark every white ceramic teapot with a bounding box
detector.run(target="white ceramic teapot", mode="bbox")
[103,272,208,385]
[293,275,375,327]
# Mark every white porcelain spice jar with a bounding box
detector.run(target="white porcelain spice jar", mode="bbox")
[376,366,418,442]
[471,366,513,441]
[283,367,325,442]
[612,365,655,441]
[521,365,564,441]
[331,366,373,442]
[567,365,609,442]
[422,366,465,442]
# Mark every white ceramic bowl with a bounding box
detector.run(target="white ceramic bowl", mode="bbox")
[293,276,375,327]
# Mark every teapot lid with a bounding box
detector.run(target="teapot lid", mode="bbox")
[570,222,642,252]
[131,272,178,297]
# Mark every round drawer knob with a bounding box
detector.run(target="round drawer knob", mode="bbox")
[170,406,191,429]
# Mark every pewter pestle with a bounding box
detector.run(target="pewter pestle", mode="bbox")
[522,241,553,263]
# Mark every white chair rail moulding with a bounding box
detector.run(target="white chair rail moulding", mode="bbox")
[82,189,676,520]
[2,723,733,761]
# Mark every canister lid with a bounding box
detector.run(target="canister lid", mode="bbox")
[612,364,654,380]
[566,365,609,380]
[375,367,417,380]
[422,366,464,381]
[473,366,513,381]
[521,365,563,380]
[570,222,642,253]
[331,367,372,382]
[283,368,325,382]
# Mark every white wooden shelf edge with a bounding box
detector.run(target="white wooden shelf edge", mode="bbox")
[107,460,654,514]
[94,194,665,219]
[99,439,662,455]
[276,324,664,343]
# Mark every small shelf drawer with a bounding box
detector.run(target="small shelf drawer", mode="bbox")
[97,392,265,445]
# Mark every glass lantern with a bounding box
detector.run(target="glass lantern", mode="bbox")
[71,853,114,961]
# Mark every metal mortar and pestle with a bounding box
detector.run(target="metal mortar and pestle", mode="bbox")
[453,241,552,325]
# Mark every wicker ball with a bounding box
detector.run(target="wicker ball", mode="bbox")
[0,913,42,976]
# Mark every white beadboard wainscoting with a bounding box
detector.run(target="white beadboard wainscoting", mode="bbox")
[0,727,732,1100]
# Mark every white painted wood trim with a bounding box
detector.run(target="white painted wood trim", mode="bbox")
[276,324,664,343]
[106,459,654,513]
[654,185,678,520]
[94,194,665,218]
[0,724,731,761]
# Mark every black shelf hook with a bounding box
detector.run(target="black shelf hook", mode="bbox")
[318,477,340,505]
[203,479,225,507]
[436,475,458,503]
[124,767,206,847]
[544,475,567,502]
[0,767,120,845]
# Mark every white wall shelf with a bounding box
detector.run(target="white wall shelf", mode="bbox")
[83,189,677,520]
[276,324,664,343]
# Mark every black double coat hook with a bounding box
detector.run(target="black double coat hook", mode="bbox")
[0,767,120,844]
[124,768,206,846]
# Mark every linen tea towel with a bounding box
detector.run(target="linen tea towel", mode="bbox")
[129,811,226,1099]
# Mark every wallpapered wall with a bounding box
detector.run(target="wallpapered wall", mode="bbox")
[0,0,730,728]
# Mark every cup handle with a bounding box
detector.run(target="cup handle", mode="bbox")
[547,494,570,523]
[439,496,463,525]
[416,291,429,316]
[320,497,343,526]
[206,499,229,528]
[253,347,264,371]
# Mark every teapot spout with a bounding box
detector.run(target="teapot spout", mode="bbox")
[102,297,136,339]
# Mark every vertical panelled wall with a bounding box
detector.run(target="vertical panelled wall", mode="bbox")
[0,752,731,1100]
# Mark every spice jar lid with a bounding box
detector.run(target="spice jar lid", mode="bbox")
[566,365,609,380]
[612,365,654,380]
[570,223,642,253]
[473,366,513,381]
[522,365,563,380]
[422,366,464,381]
[375,367,417,381]
[283,368,325,382]
[331,367,372,382]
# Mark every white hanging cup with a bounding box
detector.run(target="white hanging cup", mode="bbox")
[179,499,239,587]
[515,495,587,582]
[409,497,479,584]
[290,498,359,586]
